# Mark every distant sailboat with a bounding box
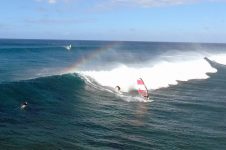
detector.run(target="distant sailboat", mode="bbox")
[137,78,149,99]
[65,44,72,50]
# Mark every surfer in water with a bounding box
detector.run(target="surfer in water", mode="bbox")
[115,86,121,92]
[115,85,122,94]
[20,101,28,109]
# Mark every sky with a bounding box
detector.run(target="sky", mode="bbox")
[0,0,226,43]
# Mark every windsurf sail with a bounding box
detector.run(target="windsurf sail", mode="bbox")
[137,78,149,99]
[65,44,72,50]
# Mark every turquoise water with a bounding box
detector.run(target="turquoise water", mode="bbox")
[0,39,226,149]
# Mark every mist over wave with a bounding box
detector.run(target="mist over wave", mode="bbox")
[1,40,225,89]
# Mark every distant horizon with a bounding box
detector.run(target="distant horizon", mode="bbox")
[1,37,226,45]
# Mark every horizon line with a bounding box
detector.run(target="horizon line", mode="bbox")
[0,37,226,45]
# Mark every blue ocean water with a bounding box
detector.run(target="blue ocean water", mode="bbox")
[0,39,226,149]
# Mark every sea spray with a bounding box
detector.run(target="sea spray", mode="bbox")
[80,57,217,92]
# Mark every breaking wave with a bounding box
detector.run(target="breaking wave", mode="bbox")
[79,52,226,92]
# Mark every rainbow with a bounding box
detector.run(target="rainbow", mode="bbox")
[63,41,121,74]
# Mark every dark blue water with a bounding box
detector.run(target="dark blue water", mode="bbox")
[0,39,226,149]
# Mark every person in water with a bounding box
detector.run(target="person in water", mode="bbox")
[21,101,28,109]
[115,86,121,92]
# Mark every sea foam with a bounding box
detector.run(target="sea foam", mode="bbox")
[80,56,217,92]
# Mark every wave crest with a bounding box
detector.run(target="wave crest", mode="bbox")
[80,57,217,92]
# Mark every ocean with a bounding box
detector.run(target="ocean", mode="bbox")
[0,39,226,149]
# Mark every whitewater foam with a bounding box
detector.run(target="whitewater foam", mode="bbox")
[209,54,226,65]
[119,95,153,103]
[79,57,217,92]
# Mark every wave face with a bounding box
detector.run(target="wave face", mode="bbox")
[1,39,226,149]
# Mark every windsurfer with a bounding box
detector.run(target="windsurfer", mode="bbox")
[137,78,150,99]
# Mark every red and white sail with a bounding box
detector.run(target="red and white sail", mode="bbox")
[137,78,149,98]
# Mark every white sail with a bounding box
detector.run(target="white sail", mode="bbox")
[65,44,72,50]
